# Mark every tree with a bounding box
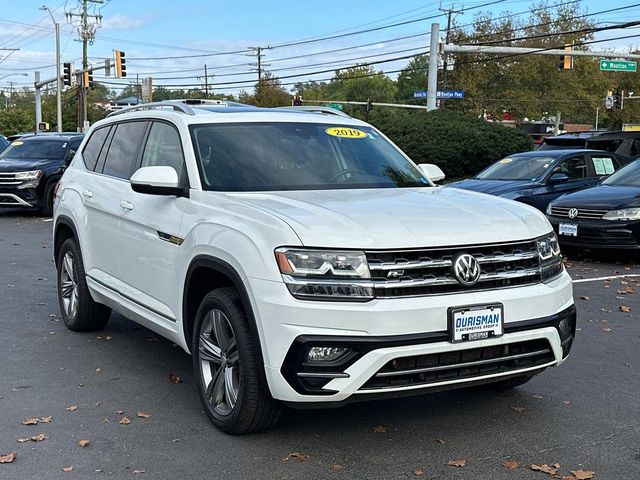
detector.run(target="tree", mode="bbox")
[241,73,291,107]
[396,55,428,102]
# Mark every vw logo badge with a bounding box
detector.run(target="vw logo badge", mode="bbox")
[453,254,481,286]
[568,208,579,219]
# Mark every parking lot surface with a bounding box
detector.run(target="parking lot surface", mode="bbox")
[1,212,639,480]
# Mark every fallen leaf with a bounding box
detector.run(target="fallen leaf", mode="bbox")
[330,464,343,470]
[410,467,425,476]
[580,296,590,300]
[116,410,124,415]
[563,401,571,405]
[620,305,632,313]
[16,438,29,443]
[136,411,151,419]
[571,470,595,480]
[510,406,526,412]
[105,336,112,341]
[373,425,387,433]
[435,439,446,444]
[502,460,520,470]
[602,327,613,333]
[62,466,74,472]
[168,373,182,384]
[39,416,52,423]
[22,418,39,425]
[0,451,16,463]
[66,405,78,412]
[531,464,558,475]
[532,394,544,399]
[601,308,611,313]
[133,469,146,474]
[283,452,309,462]
[553,463,561,469]
[119,416,131,425]
[79,439,90,448]
[448,459,466,468]
[31,433,47,442]
[95,368,101,373]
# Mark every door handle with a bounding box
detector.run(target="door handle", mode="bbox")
[82,190,93,198]
[120,200,134,211]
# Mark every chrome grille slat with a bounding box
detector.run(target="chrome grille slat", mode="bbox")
[371,267,540,289]
[368,259,453,271]
[550,206,607,219]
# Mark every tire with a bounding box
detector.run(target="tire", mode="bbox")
[57,238,111,331]
[192,287,282,434]
[488,372,537,391]
[40,180,57,217]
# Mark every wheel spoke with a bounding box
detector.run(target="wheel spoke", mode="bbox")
[211,366,226,406]
[61,280,74,298]
[69,288,77,316]
[224,367,238,409]
[212,310,231,351]
[199,334,222,364]
[63,253,75,283]
[227,350,240,366]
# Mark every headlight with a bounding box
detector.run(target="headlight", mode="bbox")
[15,170,42,181]
[275,248,373,301]
[546,203,553,215]
[537,233,563,281]
[602,208,640,221]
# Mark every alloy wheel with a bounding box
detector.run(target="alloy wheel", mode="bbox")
[60,252,79,319]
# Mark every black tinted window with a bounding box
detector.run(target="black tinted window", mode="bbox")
[553,156,587,180]
[83,128,109,171]
[0,139,68,160]
[140,122,186,185]
[102,122,147,179]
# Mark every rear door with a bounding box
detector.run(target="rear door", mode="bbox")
[82,121,149,290]
[535,154,593,208]
[117,120,188,322]
[588,153,621,180]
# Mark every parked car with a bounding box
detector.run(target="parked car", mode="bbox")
[0,135,8,153]
[448,149,626,212]
[6,131,81,142]
[0,134,83,215]
[539,131,640,160]
[547,159,640,249]
[53,100,574,434]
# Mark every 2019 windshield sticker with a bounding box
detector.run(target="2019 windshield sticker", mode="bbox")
[326,127,367,139]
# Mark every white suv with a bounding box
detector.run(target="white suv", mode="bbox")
[53,100,575,434]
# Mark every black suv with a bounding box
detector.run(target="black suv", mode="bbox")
[0,133,83,215]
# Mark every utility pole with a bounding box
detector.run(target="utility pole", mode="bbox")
[248,46,271,84]
[204,64,209,97]
[440,5,464,90]
[65,0,103,132]
[426,23,440,111]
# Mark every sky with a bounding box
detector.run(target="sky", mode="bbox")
[0,0,638,97]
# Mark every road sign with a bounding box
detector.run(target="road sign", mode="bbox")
[600,60,637,72]
[327,103,343,111]
[413,90,465,99]
[605,95,614,109]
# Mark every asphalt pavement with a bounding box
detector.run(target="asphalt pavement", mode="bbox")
[0,212,639,480]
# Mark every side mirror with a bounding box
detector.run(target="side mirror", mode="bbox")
[130,166,186,196]
[418,163,446,183]
[548,173,570,185]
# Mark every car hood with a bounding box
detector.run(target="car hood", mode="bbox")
[0,157,57,172]
[447,178,536,196]
[552,185,640,210]
[227,187,551,249]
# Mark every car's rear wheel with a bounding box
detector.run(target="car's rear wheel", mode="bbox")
[192,287,281,434]
[57,238,111,331]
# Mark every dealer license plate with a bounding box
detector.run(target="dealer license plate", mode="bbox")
[449,304,503,343]
[559,223,578,237]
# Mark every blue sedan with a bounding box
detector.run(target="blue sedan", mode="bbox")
[448,149,627,212]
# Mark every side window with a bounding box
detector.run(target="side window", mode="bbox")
[82,127,109,171]
[102,121,148,179]
[630,139,640,158]
[591,156,617,176]
[140,122,187,185]
[554,156,587,180]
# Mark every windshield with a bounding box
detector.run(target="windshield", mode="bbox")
[602,159,640,187]
[190,122,428,191]
[0,139,68,160]
[476,155,557,181]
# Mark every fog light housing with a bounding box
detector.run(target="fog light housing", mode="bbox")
[305,346,350,363]
[558,317,571,337]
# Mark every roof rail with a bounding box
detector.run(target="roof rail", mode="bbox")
[279,106,352,118]
[106,101,196,117]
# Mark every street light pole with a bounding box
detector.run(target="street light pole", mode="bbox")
[41,6,62,132]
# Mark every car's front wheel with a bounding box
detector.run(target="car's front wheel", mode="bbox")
[192,287,281,434]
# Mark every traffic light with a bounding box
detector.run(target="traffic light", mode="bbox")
[558,44,573,70]
[292,95,302,106]
[613,90,623,109]
[115,50,126,78]
[83,71,94,89]
[63,62,72,86]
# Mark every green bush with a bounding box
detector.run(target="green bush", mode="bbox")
[368,109,533,178]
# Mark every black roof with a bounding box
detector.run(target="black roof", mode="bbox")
[17,133,84,142]
[511,149,612,157]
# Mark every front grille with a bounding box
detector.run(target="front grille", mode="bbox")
[360,339,554,390]
[550,206,607,219]
[366,240,542,297]
[0,172,22,186]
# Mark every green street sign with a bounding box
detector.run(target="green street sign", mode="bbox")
[600,60,637,72]
[327,103,343,111]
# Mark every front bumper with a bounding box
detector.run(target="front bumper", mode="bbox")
[548,216,640,249]
[0,187,41,208]
[250,270,575,403]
